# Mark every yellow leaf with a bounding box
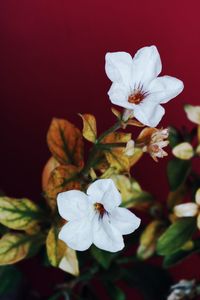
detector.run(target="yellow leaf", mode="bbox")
[172,142,194,160]
[46,226,66,267]
[46,226,79,276]
[105,150,130,171]
[137,220,165,260]
[0,233,29,265]
[59,247,79,277]
[103,132,132,171]
[111,175,153,210]
[79,114,97,143]
[44,165,81,211]
[42,156,60,190]
[129,147,143,167]
[47,118,84,169]
[0,197,42,231]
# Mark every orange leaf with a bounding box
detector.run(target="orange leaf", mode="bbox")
[42,156,60,190]
[103,132,131,144]
[47,118,84,169]
[136,127,156,144]
[45,165,81,211]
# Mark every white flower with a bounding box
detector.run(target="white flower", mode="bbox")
[124,139,135,156]
[57,179,141,252]
[105,46,184,127]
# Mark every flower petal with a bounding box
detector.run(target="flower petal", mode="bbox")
[108,82,133,109]
[92,214,124,252]
[197,214,200,230]
[131,46,162,88]
[148,76,184,104]
[105,52,132,84]
[174,203,198,217]
[195,188,200,206]
[87,179,121,211]
[134,101,165,127]
[59,218,93,251]
[110,207,141,235]
[57,190,89,221]
[184,104,200,125]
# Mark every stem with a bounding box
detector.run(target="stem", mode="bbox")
[96,120,121,143]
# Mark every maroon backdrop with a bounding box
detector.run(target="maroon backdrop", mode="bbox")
[0,0,200,299]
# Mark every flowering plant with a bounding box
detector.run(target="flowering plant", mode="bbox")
[0,46,199,300]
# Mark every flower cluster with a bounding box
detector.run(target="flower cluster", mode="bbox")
[57,45,184,253]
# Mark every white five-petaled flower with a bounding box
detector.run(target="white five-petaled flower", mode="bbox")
[57,179,141,252]
[105,46,184,127]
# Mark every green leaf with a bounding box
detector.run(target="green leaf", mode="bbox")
[163,239,200,268]
[105,283,125,300]
[168,126,183,147]
[80,285,100,300]
[0,266,22,296]
[0,197,43,231]
[90,245,118,269]
[157,218,196,256]
[123,262,172,300]
[0,232,45,265]
[167,158,191,191]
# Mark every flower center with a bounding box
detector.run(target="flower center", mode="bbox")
[94,203,106,217]
[128,85,148,105]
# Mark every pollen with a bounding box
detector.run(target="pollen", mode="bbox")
[128,85,148,105]
[94,202,106,217]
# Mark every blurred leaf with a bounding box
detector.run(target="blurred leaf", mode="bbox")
[168,126,183,147]
[105,283,125,300]
[47,118,84,169]
[0,197,43,231]
[157,218,196,256]
[184,104,200,125]
[0,232,44,265]
[111,175,153,210]
[46,226,79,276]
[137,220,166,260]
[80,285,100,300]
[48,292,63,300]
[163,239,200,268]
[167,158,191,191]
[167,185,187,210]
[45,165,81,211]
[172,142,194,160]
[42,156,60,190]
[0,266,22,296]
[79,114,97,143]
[123,262,172,300]
[90,246,118,269]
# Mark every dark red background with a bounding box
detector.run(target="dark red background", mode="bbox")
[0,0,200,299]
